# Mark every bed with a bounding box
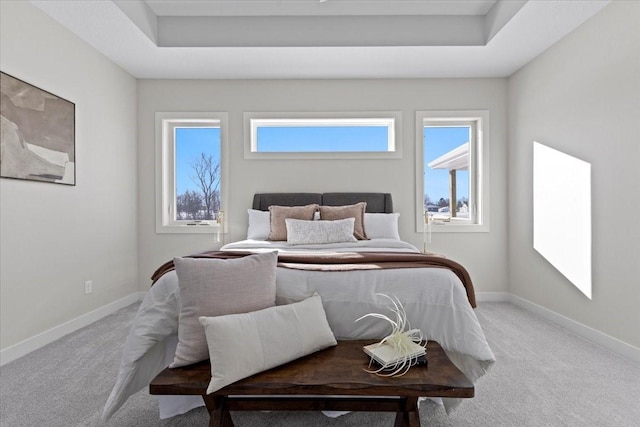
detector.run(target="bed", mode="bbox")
[103,192,495,421]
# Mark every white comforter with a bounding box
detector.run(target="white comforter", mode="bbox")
[103,239,495,420]
[220,238,424,253]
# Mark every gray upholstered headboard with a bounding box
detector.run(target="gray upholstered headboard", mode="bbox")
[252,192,393,213]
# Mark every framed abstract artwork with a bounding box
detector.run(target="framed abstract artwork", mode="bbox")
[1,72,75,185]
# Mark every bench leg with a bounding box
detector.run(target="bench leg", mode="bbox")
[203,395,234,427]
[394,397,420,427]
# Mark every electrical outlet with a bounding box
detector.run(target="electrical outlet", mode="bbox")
[84,280,93,294]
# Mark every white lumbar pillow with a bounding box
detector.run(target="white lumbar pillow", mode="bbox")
[199,294,337,394]
[285,218,357,245]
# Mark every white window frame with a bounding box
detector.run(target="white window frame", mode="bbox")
[155,112,229,234]
[415,110,490,233]
[244,111,402,160]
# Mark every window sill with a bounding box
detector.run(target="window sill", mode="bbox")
[156,223,224,235]
[420,222,490,233]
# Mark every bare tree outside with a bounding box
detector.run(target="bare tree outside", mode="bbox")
[190,153,220,220]
[176,190,203,220]
[175,152,220,221]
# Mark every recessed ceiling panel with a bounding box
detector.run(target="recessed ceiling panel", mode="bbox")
[145,0,498,17]
[29,0,611,79]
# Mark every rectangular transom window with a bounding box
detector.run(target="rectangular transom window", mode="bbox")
[156,112,228,234]
[415,110,489,233]
[244,112,401,159]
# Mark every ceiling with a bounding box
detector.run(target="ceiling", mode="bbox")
[29,0,610,79]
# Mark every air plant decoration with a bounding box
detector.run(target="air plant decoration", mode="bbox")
[355,293,427,377]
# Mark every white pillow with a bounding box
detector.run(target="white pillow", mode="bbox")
[285,218,357,245]
[247,209,270,240]
[199,294,337,394]
[363,213,401,240]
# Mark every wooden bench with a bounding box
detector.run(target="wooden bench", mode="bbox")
[150,340,473,427]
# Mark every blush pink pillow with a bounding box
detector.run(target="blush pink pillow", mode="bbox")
[268,204,319,241]
[171,251,277,368]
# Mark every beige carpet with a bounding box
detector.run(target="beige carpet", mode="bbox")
[1,302,639,426]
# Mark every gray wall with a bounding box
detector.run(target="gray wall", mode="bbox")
[0,1,138,350]
[507,0,640,347]
[137,78,509,294]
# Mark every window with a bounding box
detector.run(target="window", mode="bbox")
[415,110,489,232]
[244,112,401,159]
[156,112,228,234]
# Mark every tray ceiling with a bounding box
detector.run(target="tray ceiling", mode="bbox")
[29,0,610,79]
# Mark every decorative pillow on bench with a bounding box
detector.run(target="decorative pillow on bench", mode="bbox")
[171,251,278,368]
[199,294,337,394]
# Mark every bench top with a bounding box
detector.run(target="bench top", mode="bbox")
[150,340,473,399]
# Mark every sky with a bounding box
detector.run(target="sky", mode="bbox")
[256,126,388,152]
[423,126,470,203]
[175,125,469,204]
[175,127,221,195]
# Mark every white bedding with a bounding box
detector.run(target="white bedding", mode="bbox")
[103,239,495,420]
[220,237,421,253]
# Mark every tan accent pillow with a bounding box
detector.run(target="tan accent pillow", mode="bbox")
[199,294,337,394]
[268,204,319,241]
[319,202,368,240]
[170,251,277,368]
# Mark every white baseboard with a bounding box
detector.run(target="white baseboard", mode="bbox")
[476,291,510,302]
[0,292,143,367]
[509,294,640,364]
